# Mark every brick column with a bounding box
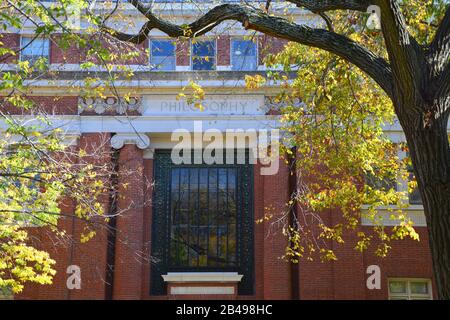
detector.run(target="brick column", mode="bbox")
[111,134,150,300]
[262,158,292,299]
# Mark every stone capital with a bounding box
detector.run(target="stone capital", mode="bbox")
[111,133,150,150]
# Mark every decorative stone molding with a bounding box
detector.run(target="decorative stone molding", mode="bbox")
[78,96,142,115]
[111,133,150,150]
[264,96,305,111]
[162,272,243,283]
[143,148,155,160]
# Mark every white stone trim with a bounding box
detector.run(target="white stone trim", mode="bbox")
[175,66,191,72]
[361,207,426,227]
[78,96,142,115]
[162,272,243,283]
[110,133,150,150]
[143,148,155,160]
[170,286,235,295]
[217,65,232,71]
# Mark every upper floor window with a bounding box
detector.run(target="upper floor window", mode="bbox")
[388,279,432,300]
[20,37,50,64]
[231,39,257,71]
[404,153,423,205]
[407,167,423,205]
[192,40,216,71]
[150,39,176,71]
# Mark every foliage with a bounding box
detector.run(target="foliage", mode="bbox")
[0,0,115,294]
[246,1,448,262]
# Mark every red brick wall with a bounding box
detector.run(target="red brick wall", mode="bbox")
[261,160,292,299]
[362,226,435,299]
[85,35,148,66]
[50,34,85,64]
[113,144,145,299]
[258,35,288,65]
[0,33,20,63]
[14,145,435,300]
[1,96,78,115]
[17,135,112,300]
[297,214,434,300]
[141,158,154,298]
[176,39,190,67]
[1,33,289,69]
[217,36,230,66]
[67,133,111,300]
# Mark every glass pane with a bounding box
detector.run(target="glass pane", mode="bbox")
[193,41,215,56]
[193,57,215,70]
[389,281,407,294]
[151,56,175,71]
[193,40,216,70]
[232,40,257,71]
[151,40,175,56]
[365,172,397,191]
[21,37,50,60]
[410,282,429,294]
[151,40,175,71]
[168,166,238,268]
[409,188,422,204]
[232,56,257,71]
[232,40,256,56]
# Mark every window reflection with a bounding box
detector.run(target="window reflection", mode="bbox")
[169,167,237,268]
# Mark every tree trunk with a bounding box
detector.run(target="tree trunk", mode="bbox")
[399,100,450,299]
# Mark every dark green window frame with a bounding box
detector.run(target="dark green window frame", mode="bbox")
[150,150,254,295]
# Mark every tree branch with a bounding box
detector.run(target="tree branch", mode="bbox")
[429,5,450,75]
[103,2,394,98]
[286,0,370,12]
[436,63,450,98]
[377,0,425,105]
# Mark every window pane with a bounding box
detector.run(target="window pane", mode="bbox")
[192,41,216,70]
[21,37,49,63]
[365,172,397,192]
[232,39,257,71]
[151,40,175,71]
[168,166,237,268]
[231,40,258,71]
[389,281,407,294]
[410,282,429,294]
[406,155,423,205]
[151,56,175,71]
[193,41,215,56]
[408,170,422,205]
[232,40,256,56]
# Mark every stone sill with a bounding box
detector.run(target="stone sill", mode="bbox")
[162,272,243,283]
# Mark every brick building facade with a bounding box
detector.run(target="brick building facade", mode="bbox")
[1,2,436,300]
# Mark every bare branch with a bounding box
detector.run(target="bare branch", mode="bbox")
[286,0,370,12]
[105,3,394,97]
[429,5,450,75]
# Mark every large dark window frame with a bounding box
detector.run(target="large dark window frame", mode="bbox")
[150,150,254,295]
